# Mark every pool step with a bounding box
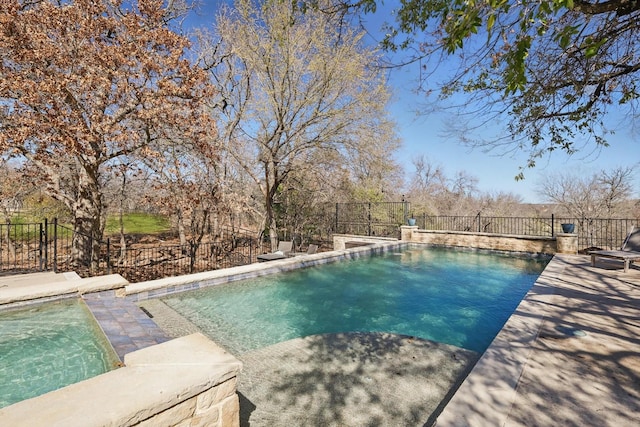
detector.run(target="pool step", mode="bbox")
[83,291,171,361]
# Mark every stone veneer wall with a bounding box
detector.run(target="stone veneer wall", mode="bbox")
[0,333,242,427]
[332,234,399,251]
[401,226,576,255]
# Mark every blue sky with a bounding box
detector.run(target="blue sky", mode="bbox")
[184,1,639,203]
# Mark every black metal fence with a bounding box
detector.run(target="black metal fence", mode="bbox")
[2,207,637,280]
[418,214,551,236]
[0,219,261,282]
[414,213,637,251]
[99,228,260,282]
[0,220,46,273]
[328,202,637,251]
[558,217,638,250]
[334,202,410,238]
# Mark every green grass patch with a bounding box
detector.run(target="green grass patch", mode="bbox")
[4,214,30,225]
[105,213,171,236]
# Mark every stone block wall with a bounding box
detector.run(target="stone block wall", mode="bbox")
[135,377,240,427]
[401,227,569,255]
[556,233,578,255]
[333,234,399,251]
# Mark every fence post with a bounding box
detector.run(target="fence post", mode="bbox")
[89,235,94,274]
[551,214,555,237]
[403,198,408,223]
[53,218,58,273]
[190,242,196,274]
[106,238,111,274]
[368,203,372,236]
[43,219,49,271]
[38,222,44,271]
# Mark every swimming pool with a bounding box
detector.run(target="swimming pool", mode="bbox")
[161,246,549,355]
[0,299,120,408]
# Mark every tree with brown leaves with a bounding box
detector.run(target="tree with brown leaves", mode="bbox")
[0,0,217,266]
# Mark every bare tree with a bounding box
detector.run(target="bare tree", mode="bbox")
[406,155,526,217]
[537,166,637,219]
[142,136,224,250]
[198,0,399,247]
[0,160,29,221]
[406,155,474,215]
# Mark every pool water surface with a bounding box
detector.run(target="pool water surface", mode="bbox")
[0,298,120,408]
[162,247,549,355]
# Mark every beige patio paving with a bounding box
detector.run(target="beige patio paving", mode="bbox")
[437,254,640,426]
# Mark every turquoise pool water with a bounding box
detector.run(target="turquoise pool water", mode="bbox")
[0,299,120,408]
[162,247,549,354]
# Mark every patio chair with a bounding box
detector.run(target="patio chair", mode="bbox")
[589,227,640,273]
[257,241,293,262]
[288,243,318,257]
[276,240,294,255]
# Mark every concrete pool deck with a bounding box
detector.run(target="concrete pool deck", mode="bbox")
[437,253,640,427]
[1,250,639,426]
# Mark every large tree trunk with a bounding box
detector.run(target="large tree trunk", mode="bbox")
[176,209,188,247]
[265,172,279,250]
[268,213,278,251]
[70,166,104,270]
[266,194,278,249]
[118,168,127,262]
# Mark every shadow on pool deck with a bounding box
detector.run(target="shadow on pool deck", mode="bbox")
[237,332,479,427]
[139,298,480,426]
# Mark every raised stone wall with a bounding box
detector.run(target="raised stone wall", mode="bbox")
[556,233,578,254]
[0,333,242,427]
[333,234,399,251]
[401,227,563,254]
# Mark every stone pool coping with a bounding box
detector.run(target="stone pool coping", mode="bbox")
[0,243,402,308]
[0,272,128,308]
[124,242,408,301]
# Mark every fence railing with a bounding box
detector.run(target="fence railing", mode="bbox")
[334,201,410,238]
[100,230,260,283]
[2,211,637,280]
[415,214,637,251]
[0,220,48,274]
[1,220,261,282]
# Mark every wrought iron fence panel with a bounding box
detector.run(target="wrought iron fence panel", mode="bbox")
[556,217,637,250]
[49,222,75,274]
[417,215,637,252]
[0,221,43,273]
[0,220,260,282]
[3,212,636,279]
[103,227,260,282]
[335,202,409,237]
